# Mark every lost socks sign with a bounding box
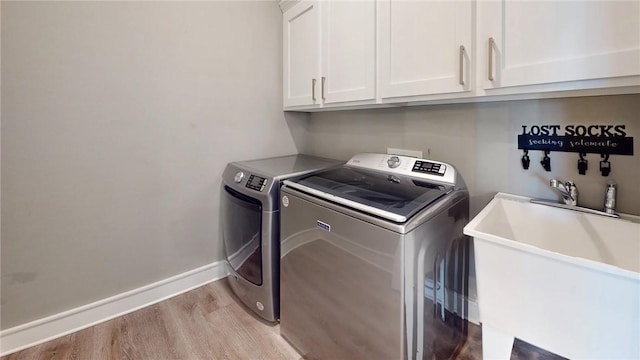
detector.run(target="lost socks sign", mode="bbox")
[518,125,634,155]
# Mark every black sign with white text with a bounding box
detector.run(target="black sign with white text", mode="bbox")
[518,124,634,155]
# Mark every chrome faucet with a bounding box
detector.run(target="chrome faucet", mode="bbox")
[531,179,619,218]
[550,179,578,206]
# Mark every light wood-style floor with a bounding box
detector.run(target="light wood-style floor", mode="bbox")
[2,279,564,360]
[2,279,300,360]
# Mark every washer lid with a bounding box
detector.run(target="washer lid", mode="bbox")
[284,166,452,223]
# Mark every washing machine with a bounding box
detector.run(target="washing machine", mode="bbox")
[221,154,342,322]
[280,153,470,359]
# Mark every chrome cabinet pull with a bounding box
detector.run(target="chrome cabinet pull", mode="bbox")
[488,37,495,81]
[459,45,466,86]
[312,78,317,101]
[321,76,326,100]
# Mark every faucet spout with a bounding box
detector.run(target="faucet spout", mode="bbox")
[550,179,578,206]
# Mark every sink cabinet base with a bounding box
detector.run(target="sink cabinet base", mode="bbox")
[474,238,639,359]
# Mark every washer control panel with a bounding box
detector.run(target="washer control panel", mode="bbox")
[246,175,267,192]
[346,153,456,185]
[412,160,446,176]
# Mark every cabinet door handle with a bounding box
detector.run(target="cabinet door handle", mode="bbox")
[321,76,326,101]
[312,78,317,101]
[488,37,495,81]
[459,45,466,86]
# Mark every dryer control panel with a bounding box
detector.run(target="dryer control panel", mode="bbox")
[246,175,267,192]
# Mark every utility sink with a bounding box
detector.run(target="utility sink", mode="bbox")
[464,193,640,360]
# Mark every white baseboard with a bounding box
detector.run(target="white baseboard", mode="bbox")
[0,261,229,356]
[465,298,481,325]
[440,293,480,325]
[424,284,481,326]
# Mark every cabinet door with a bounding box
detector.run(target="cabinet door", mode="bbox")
[283,0,320,107]
[479,1,640,90]
[321,0,376,104]
[379,0,473,99]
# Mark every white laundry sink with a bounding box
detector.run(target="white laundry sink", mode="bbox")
[464,193,640,359]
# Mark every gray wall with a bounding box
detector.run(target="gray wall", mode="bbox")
[298,95,640,217]
[1,1,298,329]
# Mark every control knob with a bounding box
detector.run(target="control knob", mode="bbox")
[234,171,245,183]
[387,156,401,168]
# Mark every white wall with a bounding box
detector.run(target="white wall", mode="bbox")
[1,1,297,329]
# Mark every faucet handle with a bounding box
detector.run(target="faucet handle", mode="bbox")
[549,178,578,206]
[550,178,575,190]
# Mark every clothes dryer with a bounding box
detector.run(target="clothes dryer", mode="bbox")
[221,154,342,322]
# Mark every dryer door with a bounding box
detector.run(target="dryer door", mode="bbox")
[222,186,263,285]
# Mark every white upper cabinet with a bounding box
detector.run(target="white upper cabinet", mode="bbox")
[378,0,473,99]
[283,0,320,108]
[478,0,640,90]
[283,0,376,109]
[321,0,376,104]
[281,0,640,111]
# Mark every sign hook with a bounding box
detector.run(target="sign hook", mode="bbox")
[540,150,551,172]
[600,153,611,176]
[578,153,588,175]
[521,149,530,170]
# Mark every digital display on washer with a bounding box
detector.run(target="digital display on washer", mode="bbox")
[246,175,266,191]
[412,160,446,176]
